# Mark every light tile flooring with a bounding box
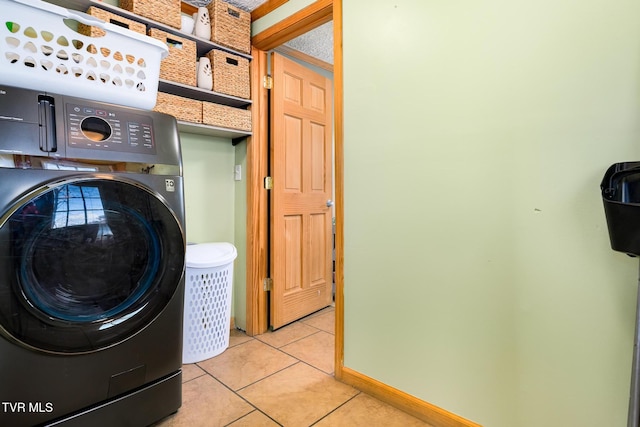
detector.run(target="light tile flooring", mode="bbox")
[154,306,432,427]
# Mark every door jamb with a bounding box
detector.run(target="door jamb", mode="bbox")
[245,45,270,336]
[245,0,344,379]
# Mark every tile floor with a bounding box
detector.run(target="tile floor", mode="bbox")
[153,306,432,427]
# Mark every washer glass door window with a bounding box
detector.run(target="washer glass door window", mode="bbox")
[0,178,185,354]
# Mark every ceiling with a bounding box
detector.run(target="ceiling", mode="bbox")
[185,0,333,65]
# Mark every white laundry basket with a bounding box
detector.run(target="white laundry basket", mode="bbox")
[0,0,168,109]
[182,242,237,364]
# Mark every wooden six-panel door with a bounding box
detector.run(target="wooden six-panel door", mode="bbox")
[270,52,333,329]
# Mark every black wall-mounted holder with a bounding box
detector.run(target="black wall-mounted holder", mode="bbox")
[602,162,640,257]
[601,162,640,427]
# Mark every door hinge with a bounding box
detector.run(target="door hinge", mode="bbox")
[264,176,273,190]
[263,75,273,89]
[263,278,273,291]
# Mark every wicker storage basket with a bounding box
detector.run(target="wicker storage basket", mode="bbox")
[154,92,202,123]
[148,28,197,87]
[206,49,250,99]
[120,0,181,29]
[202,102,251,131]
[78,6,146,37]
[207,0,251,54]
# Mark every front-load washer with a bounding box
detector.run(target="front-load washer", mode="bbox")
[0,85,185,426]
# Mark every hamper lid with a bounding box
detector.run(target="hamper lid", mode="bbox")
[186,242,237,268]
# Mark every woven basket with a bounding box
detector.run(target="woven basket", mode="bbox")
[148,28,197,87]
[120,0,181,29]
[207,49,250,99]
[207,0,251,54]
[78,7,146,38]
[154,92,202,123]
[202,102,251,131]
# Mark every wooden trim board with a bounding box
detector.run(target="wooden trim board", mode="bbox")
[273,45,333,72]
[340,367,483,427]
[251,0,332,50]
[332,0,344,382]
[245,47,270,336]
[251,0,290,21]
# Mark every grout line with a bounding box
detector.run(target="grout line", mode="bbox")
[289,357,335,377]
[228,329,257,348]
[196,371,284,426]
[263,329,322,350]
[253,331,336,375]
[223,409,284,427]
[234,361,301,394]
[226,362,343,426]
[227,335,257,349]
[179,371,206,385]
[254,317,335,349]
[308,391,362,426]
[186,312,338,426]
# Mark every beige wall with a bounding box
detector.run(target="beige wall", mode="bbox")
[342,0,640,426]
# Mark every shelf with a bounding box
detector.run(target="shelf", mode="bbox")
[45,0,252,59]
[159,80,251,108]
[44,0,253,144]
[177,121,251,142]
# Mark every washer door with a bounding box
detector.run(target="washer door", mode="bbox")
[0,177,185,354]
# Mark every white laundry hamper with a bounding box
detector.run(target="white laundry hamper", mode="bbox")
[182,242,237,364]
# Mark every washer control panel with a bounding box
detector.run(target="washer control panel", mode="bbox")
[65,103,156,154]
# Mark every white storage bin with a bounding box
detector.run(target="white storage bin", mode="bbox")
[0,0,168,109]
[182,242,237,364]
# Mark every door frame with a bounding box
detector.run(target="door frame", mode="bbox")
[246,4,484,425]
[245,0,344,379]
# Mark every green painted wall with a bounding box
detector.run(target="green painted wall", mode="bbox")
[234,141,248,330]
[181,133,236,244]
[180,133,240,318]
[343,0,640,426]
